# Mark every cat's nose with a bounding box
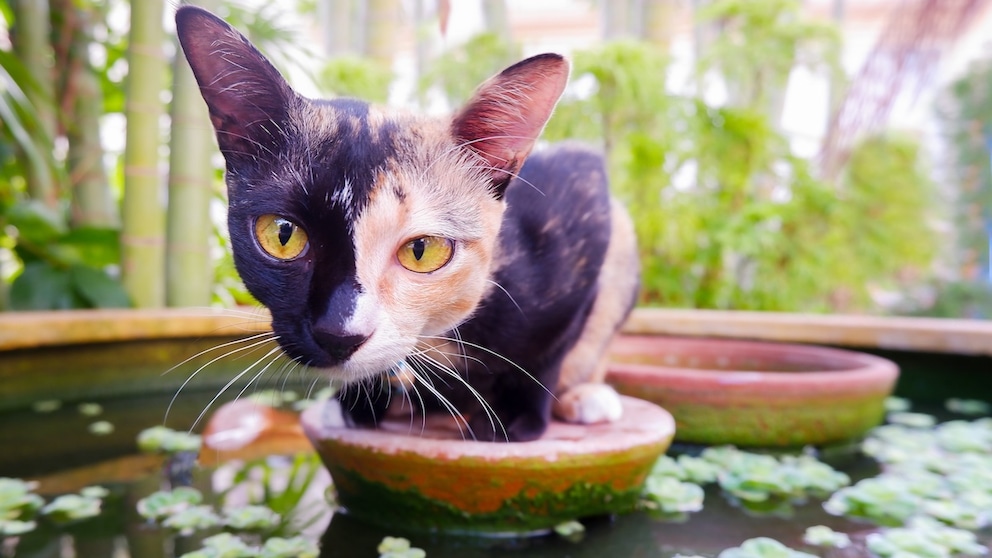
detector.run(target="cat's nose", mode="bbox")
[312,327,369,363]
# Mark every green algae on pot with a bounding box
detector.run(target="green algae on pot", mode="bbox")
[607,336,899,447]
[301,396,675,535]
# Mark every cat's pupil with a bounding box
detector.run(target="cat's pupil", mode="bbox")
[412,238,426,261]
[277,221,293,246]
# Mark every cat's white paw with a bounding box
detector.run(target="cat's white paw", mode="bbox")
[553,383,623,424]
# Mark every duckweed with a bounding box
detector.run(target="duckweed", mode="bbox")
[378,536,426,558]
[717,537,817,558]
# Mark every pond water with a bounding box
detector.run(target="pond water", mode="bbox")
[1,391,989,557]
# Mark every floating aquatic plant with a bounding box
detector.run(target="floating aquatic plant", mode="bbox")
[831,413,992,529]
[703,447,849,503]
[802,525,850,548]
[0,478,44,535]
[31,399,61,413]
[945,398,991,416]
[717,537,817,558]
[179,533,253,558]
[0,478,44,517]
[886,411,936,428]
[884,396,912,413]
[223,505,281,532]
[77,402,103,416]
[866,516,988,557]
[88,420,114,435]
[175,530,319,557]
[0,519,36,536]
[137,425,202,454]
[554,519,585,543]
[258,536,319,558]
[40,494,102,523]
[378,536,426,558]
[137,487,204,521]
[642,475,705,514]
[163,505,222,536]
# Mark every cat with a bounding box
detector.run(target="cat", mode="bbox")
[175,6,639,442]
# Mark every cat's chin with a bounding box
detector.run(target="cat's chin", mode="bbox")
[311,351,413,385]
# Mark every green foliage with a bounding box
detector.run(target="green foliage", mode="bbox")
[420,32,521,107]
[937,58,992,283]
[540,1,938,312]
[319,57,393,103]
[697,0,841,115]
[5,200,129,309]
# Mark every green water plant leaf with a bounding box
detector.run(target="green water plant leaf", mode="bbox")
[258,536,319,558]
[717,537,817,558]
[163,505,222,536]
[137,426,202,454]
[0,478,44,520]
[378,536,426,558]
[642,476,705,514]
[945,398,991,416]
[179,533,254,558]
[866,517,988,557]
[802,525,851,548]
[137,487,203,520]
[223,505,281,532]
[40,494,102,523]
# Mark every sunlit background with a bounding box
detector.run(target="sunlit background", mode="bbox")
[1,0,991,318]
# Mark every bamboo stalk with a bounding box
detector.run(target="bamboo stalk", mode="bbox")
[10,0,58,208]
[65,4,116,228]
[365,0,399,65]
[166,0,218,308]
[120,0,167,308]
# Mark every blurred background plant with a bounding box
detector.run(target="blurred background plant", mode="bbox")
[0,0,985,317]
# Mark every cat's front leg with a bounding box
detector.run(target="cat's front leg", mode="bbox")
[337,380,391,428]
[466,370,555,442]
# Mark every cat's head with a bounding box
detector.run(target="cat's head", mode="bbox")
[176,7,568,382]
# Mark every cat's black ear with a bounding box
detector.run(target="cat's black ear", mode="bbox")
[175,6,295,163]
[452,53,569,198]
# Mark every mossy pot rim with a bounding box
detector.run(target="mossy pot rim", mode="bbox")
[301,396,675,535]
[608,334,899,386]
[606,335,899,447]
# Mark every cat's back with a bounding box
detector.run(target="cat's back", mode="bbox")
[489,142,613,312]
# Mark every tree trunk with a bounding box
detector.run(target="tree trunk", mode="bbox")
[10,0,58,209]
[166,0,218,308]
[121,0,167,308]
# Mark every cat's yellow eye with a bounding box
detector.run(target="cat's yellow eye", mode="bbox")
[255,214,309,260]
[397,236,454,273]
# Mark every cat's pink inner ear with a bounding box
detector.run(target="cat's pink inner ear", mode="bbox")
[451,54,569,191]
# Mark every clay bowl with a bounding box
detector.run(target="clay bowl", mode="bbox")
[301,396,674,536]
[607,335,899,448]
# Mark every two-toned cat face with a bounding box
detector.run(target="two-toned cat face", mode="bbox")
[176,7,568,382]
[232,104,506,381]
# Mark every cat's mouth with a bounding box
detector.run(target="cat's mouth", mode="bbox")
[273,320,416,384]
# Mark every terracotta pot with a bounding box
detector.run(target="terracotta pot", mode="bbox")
[607,335,899,447]
[301,396,674,535]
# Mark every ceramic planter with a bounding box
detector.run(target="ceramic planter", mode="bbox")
[607,335,899,447]
[301,396,674,535]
